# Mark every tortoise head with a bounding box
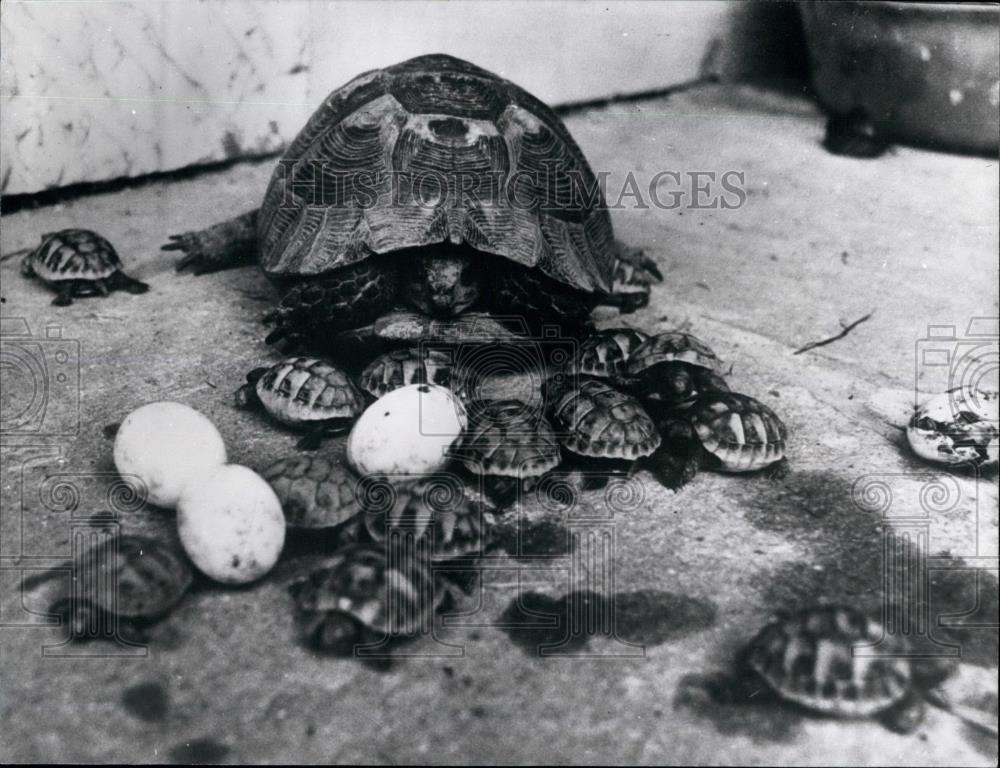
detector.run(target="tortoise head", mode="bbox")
[403,249,481,317]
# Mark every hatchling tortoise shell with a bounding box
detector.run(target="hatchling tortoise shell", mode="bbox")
[569,328,649,378]
[548,377,661,460]
[237,356,365,430]
[262,455,363,529]
[359,347,455,399]
[459,400,561,479]
[746,605,912,719]
[686,392,787,472]
[21,229,149,306]
[54,535,193,633]
[361,474,493,561]
[627,331,722,375]
[289,543,441,655]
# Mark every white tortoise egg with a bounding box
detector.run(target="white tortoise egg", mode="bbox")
[177,464,285,584]
[114,401,227,508]
[347,383,468,476]
[907,386,999,466]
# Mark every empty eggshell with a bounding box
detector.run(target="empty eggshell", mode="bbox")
[347,383,467,477]
[177,464,285,584]
[114,401,227,508]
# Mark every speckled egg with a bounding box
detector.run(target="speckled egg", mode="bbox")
[347,384,468,477]
[114,401,227,508]
[176,464,285,584]
[907,386,999,467]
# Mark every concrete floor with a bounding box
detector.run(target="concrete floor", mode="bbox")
[1,83,997,765]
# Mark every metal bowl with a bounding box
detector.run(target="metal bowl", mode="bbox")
[799,1,999,154]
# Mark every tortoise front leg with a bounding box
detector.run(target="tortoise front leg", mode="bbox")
[599,242,663,314]
[52,283,75,306]
[162,209,259,275]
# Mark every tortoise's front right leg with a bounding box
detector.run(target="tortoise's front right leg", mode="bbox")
[162,210,259,274]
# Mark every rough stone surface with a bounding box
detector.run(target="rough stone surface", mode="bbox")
[0,84,997,765]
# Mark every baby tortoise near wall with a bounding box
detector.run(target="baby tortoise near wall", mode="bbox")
[162,54,660,376]
[21,229,148,306]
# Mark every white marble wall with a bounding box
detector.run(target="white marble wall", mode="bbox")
[2,0,761,196]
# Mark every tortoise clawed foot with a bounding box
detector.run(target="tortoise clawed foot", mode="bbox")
[763,458,790,482]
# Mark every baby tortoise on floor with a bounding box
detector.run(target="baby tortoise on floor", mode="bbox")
[262,455,364,530]
[162,54,660,378]
[647,391,788,490]
[907,385,999,469]
[359,346,455,399]
[289,543,442,659]
[360,473,494,562]
[684,605,998,736]
[624,331,729,406]
[567,327,649,379]
[545,376,661,488]
[50,535,193,639]
[21,229,148,306]
[236,357,366,449]
[456,399,562,507]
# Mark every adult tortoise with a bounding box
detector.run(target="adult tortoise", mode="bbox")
[163,54,660,351]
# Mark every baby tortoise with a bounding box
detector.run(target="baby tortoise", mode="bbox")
[568,327,649,379]
[236,357,366,449]
[21,229,148,306]
[262,455,364,530]
[648,391,788,490]
[360,474,494,562]
[545,377,661,489]
[624,331,728,406]
[456,399,562,507]
[359,346,455,399]
[907,386,999,469]
[51,535,193,639]
[289,543,442,658]
[688,605,997,736]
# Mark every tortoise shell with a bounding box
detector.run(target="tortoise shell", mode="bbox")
[626,331,722,375]
[262,455,363,528]
[746,605,912,717]
[549,378,661,459]
[458,399,561,478]
[25,229,122,281]
[255,357,365,425]
[685,392,787,472]
[359,347,454,399]
[70,535,193,619]
[257,54,615,294]
[290,543,440,637]
[362,474,492,560]
[570,328,649,378]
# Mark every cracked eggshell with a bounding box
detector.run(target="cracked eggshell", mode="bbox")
[177,464,286,585]
[347,384,468,477]
[907,386,999,466]
[114,401,227,508]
